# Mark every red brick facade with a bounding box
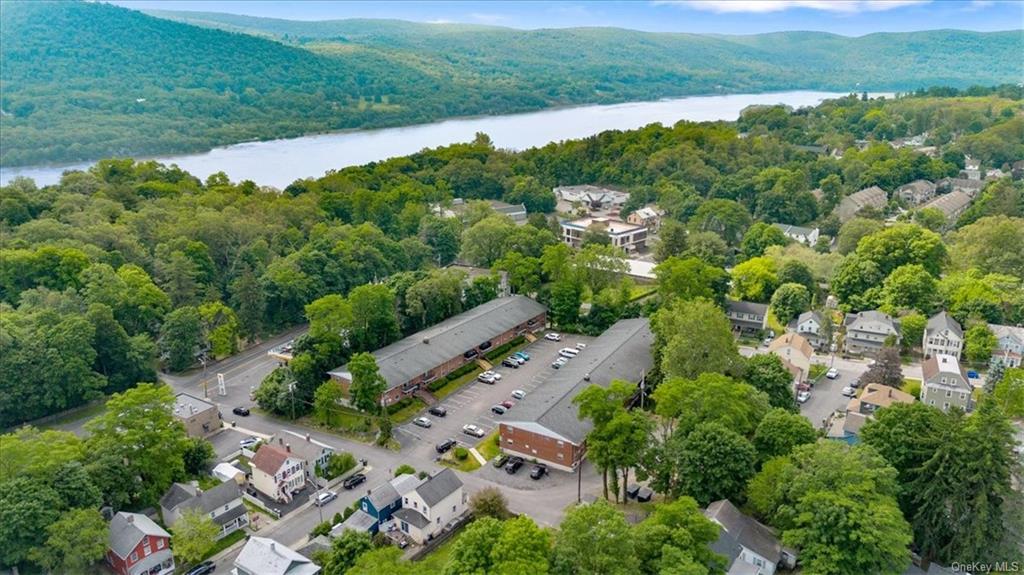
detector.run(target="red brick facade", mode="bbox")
[499,423,584,472]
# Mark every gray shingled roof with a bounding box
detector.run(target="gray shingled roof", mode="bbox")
[502,319,653,444]
[922,191,972,218]
[845,310,899,332]
[705,500,781,564]
[366,481,400,510]
[393,507,431,529]
[329,296,546,390]
[772,223,815,237]
[792,310,823,327]
[177,481,243,515]
[415,468,462,507]
[926,312,962,338]
[234,537,319,575]
[726,300,768,316]
[159,483,196,511]
[333,510,377,536]
[109,512,169,558]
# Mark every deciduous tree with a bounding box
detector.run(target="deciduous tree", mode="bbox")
[347,352,386,415]
[172,509,220,566]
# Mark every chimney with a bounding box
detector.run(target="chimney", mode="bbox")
[125,514,134,524]
[278,437,284,446]
[270,541,275,552]
[285,443,291,453]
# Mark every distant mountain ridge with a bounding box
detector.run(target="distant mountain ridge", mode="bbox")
[2,2,1021,167]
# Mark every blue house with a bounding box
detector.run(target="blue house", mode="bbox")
[334,474,424,536]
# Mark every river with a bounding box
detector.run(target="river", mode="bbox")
[1,91,858,188]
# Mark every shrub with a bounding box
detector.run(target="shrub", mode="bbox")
[310,520,332,538]
[417,470,429,480]
[386,397,416,415]
[454,447,469,460]
[394,464,416,477]
[469,486,511,519]
[320,452,357,479]
[483,336,527,361]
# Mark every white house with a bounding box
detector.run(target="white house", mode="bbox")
[787,310,826,349]
[768,333,814,384]
[705,499,795,575]
[844,310,901,356]
[159,481,248,540]
[233,537,319,575]
[923,312,963,359]
[250,444,305,503]
[989,323,1024,368]
[560,217,648,253]
[392,468,466,544]
[772,223,819,246]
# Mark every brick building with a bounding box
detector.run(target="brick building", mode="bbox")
[172,393,221,438]
[499,319,653,471]
[328,296,547,406]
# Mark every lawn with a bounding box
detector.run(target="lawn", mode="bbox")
[39,400,106,430]
[901,378,922,399]
[389,398,427,424]
[416,528,464,571]
[765,309,785,336]
[432,367,483,400]
[628,284,657,301]
[200,528,247,561]
[808,364,828,380]
[477,431,501,462]
[441,449,481,472]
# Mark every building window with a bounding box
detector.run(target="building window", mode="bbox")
[143,542,151,556]
[131,552,138,563]
[156,539,164,550]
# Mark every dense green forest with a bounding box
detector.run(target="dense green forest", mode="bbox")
[2,1,1021,166]
[1,91,1022,429]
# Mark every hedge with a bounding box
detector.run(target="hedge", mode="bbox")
[428,362,480,392]
[484,336,527,362]
[386,397,417,416]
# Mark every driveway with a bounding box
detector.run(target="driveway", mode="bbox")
[396,335,597,460]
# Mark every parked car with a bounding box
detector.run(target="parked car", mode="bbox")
[428,405,448,417]
[796,382,811,392]
[545,333,562,341]
[481,370,502,380]
[342,473,367,490]
[841,386,856,397]
[413,417,432,428]
[314,491,337,507]
[505,456,524,474]
[239,437,259,449]
[511,356,525,365]
[551,357,568,369]
[530,463,548,480]
[500,400,515,409]
[463,424,485,438]
[514,351,531,361]
[797,390,811,404]
[501,358,520,368]
[232,406,250,417]
[491,405,507,415]
[435,439,457,454]
[575,342,587,350]
[826,368,840,379]
[967,370,980,379]
[185,562,215,575]
[478,373,497,384]
[511,389,526,400]
[493,454,510,468]
[762,337,773,347]
[559,347,579,357]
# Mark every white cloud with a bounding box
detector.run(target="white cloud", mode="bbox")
[653,0,930,14]
[469,12,509,24]
[427,19,455,24]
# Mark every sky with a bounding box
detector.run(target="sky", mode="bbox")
[110,0,1024,35]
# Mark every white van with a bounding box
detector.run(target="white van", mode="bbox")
[559,347,579,358]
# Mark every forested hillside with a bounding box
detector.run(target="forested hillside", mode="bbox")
[2,1,1021,167]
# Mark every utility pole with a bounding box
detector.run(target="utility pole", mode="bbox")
[200,355,209,398]
[288,381,297,421]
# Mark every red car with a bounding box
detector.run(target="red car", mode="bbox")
[501,400,515,409]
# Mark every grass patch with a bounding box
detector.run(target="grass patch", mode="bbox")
[432,367,483,400]
[388,398,427,424]
[243,498,275,518]
[477,431,501,461]
[901,378,922,399]
[38,400,106,430]
[765,309,785,336]
[416,528,464,570]
[440,450,481,472]
[199,528,247,561]
[809,364,827,380]
[198,475,221,490]
[628,285,657,301]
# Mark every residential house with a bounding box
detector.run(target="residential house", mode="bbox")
[726,300,769,336]
[705,500,796,575]
[626,206,663,231]
[772,223,819,246]
[988,323,1024,368]
[486,199,528,223]
[936,177,984,197]
[986,168,1006,180]
[962,157,982,181]
[159,481,248,540]
[250,444,306,503]
[834,383,916,443]
[768,333,814,384]
[501,319,653,471]
[337,473,425,536]
[173,393,221,438]
[560,216,648,252]
[329,296,546,406]
[393,469,466,544]
[921,354,973,413]
[106,512,174,575]
[920,191,972,222]
[834,186,887,222]
[843,310,900,356]
[212,462,247,484]
[267,432,333,481]
[553,185,630,211]
[896,180,936,205]
[233,537,320,575]
[923,312,963,359]
[787,310,826,349]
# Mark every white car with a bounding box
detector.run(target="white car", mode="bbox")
[413,417,432,428]
[575,342,587,350]
[462,424,485,438]
[544,333,561,341]
[314,491,337,507]
[481,370,502,380]
[841,386,856,397]
[239,437,259,449]
[559,348,579,358]
[826,368,840,379]
[511,389,526,400]
[477,373,497,384]
[797,390,811,403]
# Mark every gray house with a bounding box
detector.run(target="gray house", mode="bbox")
[923,312,963,359]
[844,310,900,355]
[705,499,796,575]
[159,481,248,540]
[896,180,936,205]
[726,300,769,336]
[921,354,973,413]
[835,186,887,222]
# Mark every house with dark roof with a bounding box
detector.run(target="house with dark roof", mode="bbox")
[921,354,973,413]
[106,512,174,575]
[921,191,972,222]
[394,469,466,544]
[896,180,936,205]
[487,199,528,223]
[160,481,248,540]
[835,185,887,222]
[923,312,963,359]
[843,310,900,356]
[726,300,769,336]
[936,177,984,197]
[500,319,653,471]
[705,500,795,575]
[328,296,546,406]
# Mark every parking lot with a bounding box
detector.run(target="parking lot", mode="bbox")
[397,333,597,458]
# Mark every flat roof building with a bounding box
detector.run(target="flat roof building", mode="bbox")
[328,296,546,406]
[499,319,653,471]
[173,393,221,438]
[560,217,648,253]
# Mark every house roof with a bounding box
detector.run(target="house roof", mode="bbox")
[926,312,962,338]
[561,217,645,235]
[329,296,546,391]
[769,333,814,361]
[298,535,333,560]
[332,510,377,536]
[726,299,768,316]
[234,537,320,575]
[109,512,169,558]
[836,186,887,219]
[898,179,935,193]
[211,503,247,528]
[159,482,196,511]
[772,223,816,238]
[415,468,462,507]
[633,206,661,219]
[989,323,1024,343]
[845,310,899,332]
[366,481,401,510]
[251,444,296,475]
[502,319,653,445]
[173,392,217,419]
[922,354,970,388]
[855,383,915,409]
[267,431,332,463]
[174,481,243,516]
[922,191,972,218]
[791,310,823,328]
[390,473,424,497]
[392,507,431,529]
[704,500,782,564]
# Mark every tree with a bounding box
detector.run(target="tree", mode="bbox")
[314,381,347,427]
[160,305,202,371]
[574,380,642,501]
[0,477,62,567]
[831,253,884,309]
[655,256,728,306]
[182,437,215,476]
[461,214,516,266]
[964,323,997,364]
[678,422,757,506]
[469,486,511,519]
[348,284,399,352]
[777,258,816,294]
[683,231,729,267]
[861,346,904,388]
[913,207,946,232]
[29,508,108,573]
[445,517,503,575]
[689,199,752,246]
[345,547,415,575]
[632,497,722,575]
[464,274,499,308]
[86,303,157,393]
[172,509,220,566]
[318,529,373,575]
[951,216,1024,278]
[490,515,552,575]
[739,222,789,260]
[836,217,883,255]
[198,301,240,358]
[879,264,939,315]
[654,219,688,262]
[855,223,946,277]
[753,408,818,461]
[993,367,1024,417]
[652,373,769,438]
[652,298,743,380]
[493,252,542,295]
[305,294,352,340]
[899,312,927,353]
[549,278,582,326]
[347,353,386,415]
[769,283,810,325]
[419,215,462,265]
[744,354,798,411]
[730,256,779,303]
[553,501,638,575]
